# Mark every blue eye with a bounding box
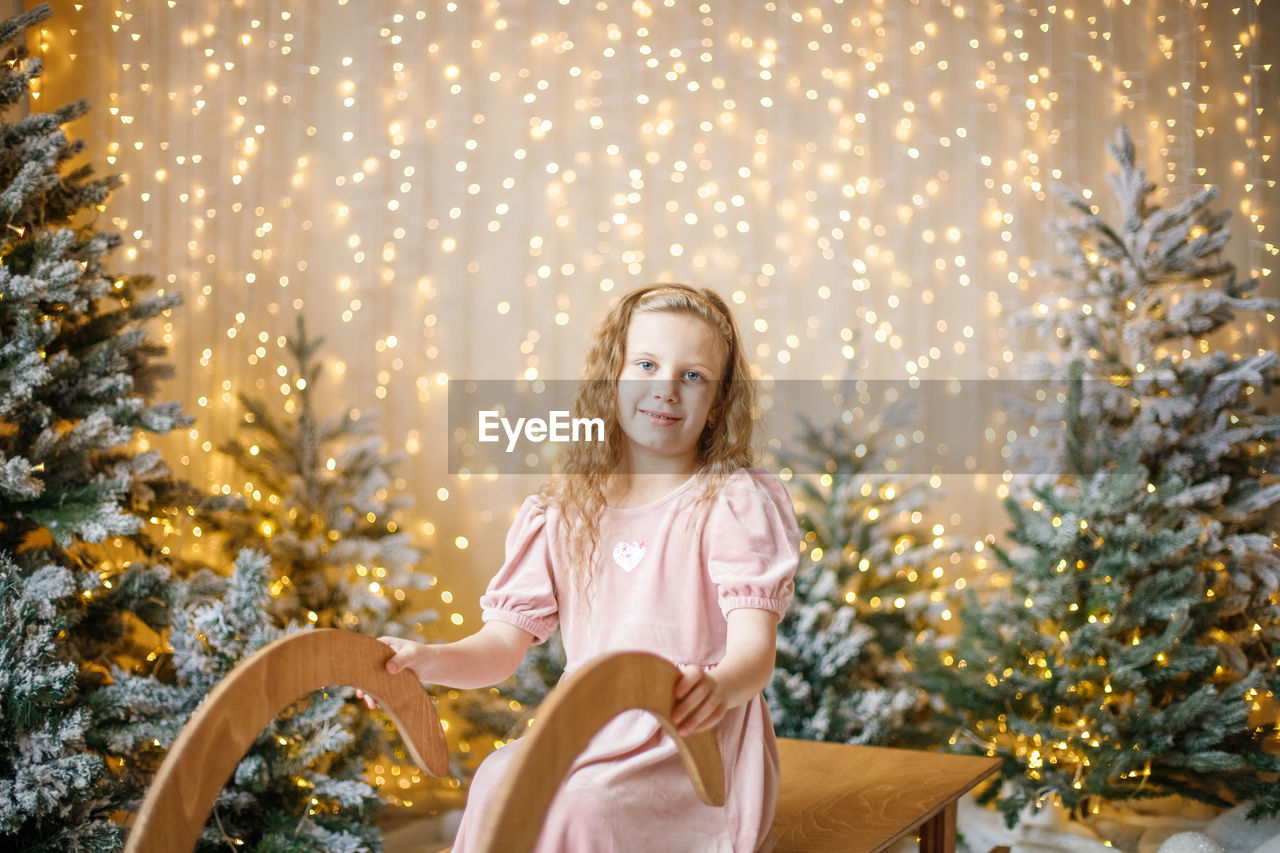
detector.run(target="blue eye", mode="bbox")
[683,370,703,382]
[638,360,655,371]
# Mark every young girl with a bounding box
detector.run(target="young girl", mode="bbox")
[376,284,799,851]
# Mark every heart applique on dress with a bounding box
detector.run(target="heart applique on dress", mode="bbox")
[612,540,646,573]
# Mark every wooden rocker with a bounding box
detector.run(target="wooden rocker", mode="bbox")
[123,629,449,853]
[124,630,723,853]
[127,629,999,853]
[463,649,724,852]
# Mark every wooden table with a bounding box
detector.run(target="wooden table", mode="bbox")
[773,739,1002,853]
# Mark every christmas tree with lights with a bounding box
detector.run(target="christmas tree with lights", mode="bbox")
[931,127,1280,825]
[191,315,441,816]
[95,552,385,852]
[0,553,122,852]
[0,4,225,845]
[197,315,431,635]
[0,5,194,849]
[0,6,406,846]
[766,401,953,746]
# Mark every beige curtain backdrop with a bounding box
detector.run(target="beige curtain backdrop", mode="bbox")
[30,0,1279,628]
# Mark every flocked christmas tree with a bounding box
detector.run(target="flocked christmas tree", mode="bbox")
[0,5,189,849]
[0,7,407,847]
[197,315,430,636]
[95,551,385,853]
[930,127,1280,825]
[190,315,441,816]
[0,553,121,852]
[767,398,954,747]
[86,331,423,850]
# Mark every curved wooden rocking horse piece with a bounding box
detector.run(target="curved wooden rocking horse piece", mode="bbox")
[470,651,725,853]
[124,629,448,853]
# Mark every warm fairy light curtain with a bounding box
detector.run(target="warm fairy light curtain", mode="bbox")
[33,0,1278,617]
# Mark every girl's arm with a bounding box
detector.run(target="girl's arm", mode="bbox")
[671,608,778,736]
[378,621,535,690]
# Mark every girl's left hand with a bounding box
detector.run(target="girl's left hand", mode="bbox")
[672,664,729,737]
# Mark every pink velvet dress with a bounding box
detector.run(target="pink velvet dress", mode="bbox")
[449,467,800,853]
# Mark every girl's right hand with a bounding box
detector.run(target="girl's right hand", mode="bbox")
[355,636,433,710]
[379,635,432,680]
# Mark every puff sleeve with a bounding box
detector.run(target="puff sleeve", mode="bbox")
[704,468,800,619]
[479,495,560,644]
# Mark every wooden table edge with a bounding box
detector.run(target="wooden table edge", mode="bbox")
[867,752,1002,853]
[774,739,1003,853]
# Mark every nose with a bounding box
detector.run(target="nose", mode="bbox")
[651,375,679,402]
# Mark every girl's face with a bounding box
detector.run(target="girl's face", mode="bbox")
[615,309,727,475]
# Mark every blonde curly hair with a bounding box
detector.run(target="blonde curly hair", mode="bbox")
[539,283,758,604]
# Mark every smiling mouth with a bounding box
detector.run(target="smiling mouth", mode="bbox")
[639,409,682,424]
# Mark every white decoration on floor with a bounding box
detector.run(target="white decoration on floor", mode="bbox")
[1203,804,1280,853]
[1157,832,1226,853]
[1249,835,1280,853]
